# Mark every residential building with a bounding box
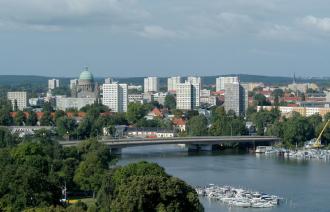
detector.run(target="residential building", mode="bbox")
[70,79,78,89]
[102,82,128,112]
[7,91,28,110]
[224,82,248,116]
[176,81,200,110]
[153,92,168,105]
[187,76,202,85]
[216,76,239,91]
[258,105,330,117]
[167,76,181,93]
[144,77,159,93]
[128,94,144,103]
[56,97,96,111]
[48,79,60,90]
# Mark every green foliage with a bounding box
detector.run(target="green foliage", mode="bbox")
[40,111,54,126]
[15,110,26,126]
[97,161,203,212]
[281,114,314,147]
[253,94,271,106]
[0,127,19,148]
[27,111,38,126]
[187,115,208,136]
[126,103,148,124]
[0,108,13,126]
[209,107,247,136]
[56,117,77,138]
[164,94,176,110]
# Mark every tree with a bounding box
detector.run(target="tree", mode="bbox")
[74,153,107,198]
[187,115,208,136]
[126,103,147,124]
[14,110,26,126]
[97,161,203,212]
[0,108,13,126]
[27,111,38,126]
[56,116,77,138]
[253,94,270,106]
[40,111,53,126]
[164,94,176,110]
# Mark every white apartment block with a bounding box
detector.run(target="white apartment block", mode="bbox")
[48,79,60,90]
[187,76,202,87]
[176,81,200,110]
[144,77,159,93]
[167,76,181,93]
[102,83,128,112]
[7,92,28,111]
[70,79,78,89]
[257,106,330,117]
[216,76,239,91]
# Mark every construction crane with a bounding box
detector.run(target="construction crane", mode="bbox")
[313,120,330,148]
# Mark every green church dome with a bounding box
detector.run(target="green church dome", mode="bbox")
[79,67,94,81]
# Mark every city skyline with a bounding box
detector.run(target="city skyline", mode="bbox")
[0,0,330,78]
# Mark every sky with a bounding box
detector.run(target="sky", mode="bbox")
[0,0,330,78]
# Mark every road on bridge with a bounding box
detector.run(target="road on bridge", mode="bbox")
[59,136,280,148]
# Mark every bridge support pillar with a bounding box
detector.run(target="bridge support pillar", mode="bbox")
[110,148,122,155]
[187,144,213,152]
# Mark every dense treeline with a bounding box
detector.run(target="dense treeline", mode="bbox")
[0,128,203,211]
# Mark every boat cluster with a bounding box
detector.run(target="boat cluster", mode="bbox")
[262,147,330,160]
[195,184,282,208]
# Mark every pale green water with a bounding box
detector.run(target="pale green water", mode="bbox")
[118,145,330,212]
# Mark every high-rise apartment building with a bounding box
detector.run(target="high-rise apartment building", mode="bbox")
[70,79,78,89]
[167,76,181,93]
[102,82,128,112]
[224,82,248,116]
[48,79,60,90]
[176,81,200,110]
[144,77,159,93]
[187,76,202,87]
[216,76,239,91]
[7,91,28,111]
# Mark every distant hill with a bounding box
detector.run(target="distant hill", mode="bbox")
[0,74,328,88]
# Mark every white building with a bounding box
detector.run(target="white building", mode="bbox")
[102,82,128,112]
[176,81,200,110]
[70,79,78,89]
[224,82,248,116]
[56,97,96,111]
[187,76,202,85]
[216,76,239,91]
[7,91,27,111]
[144,77,159,93]
[153,92,168,105]
[167,76,181,93]
[48,79,60,90]
[128,94,144,103]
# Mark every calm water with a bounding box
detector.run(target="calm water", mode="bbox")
[117,145,330,212]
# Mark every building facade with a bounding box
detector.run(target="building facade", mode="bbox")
[144,77,159,93]
[176,81,200,110]
[224,82,248,116]
[167,76,181,93]
[102,82,128,112]
[48,79,60,90]
[216,76,239,91]
[56,97,96,111]
[7,91,27,111]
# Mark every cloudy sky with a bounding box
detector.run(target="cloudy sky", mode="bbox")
[0,0,329,78]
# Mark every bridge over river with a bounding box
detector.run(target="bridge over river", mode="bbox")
[59,136,280,154]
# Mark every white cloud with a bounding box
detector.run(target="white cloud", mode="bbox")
[139,25,185,39]
[0,0,149,31]
[257,24,304,41]
[301,16,330,32]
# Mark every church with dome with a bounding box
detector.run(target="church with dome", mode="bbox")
[72,67,98,98]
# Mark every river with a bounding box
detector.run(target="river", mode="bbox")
[117,145,330,212]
